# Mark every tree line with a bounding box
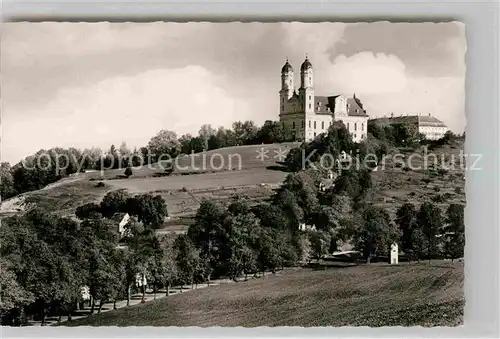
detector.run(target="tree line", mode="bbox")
[0,120,287,201]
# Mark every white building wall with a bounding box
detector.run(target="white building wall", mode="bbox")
[418,125,448,140]
[304,114,333,140]
[340,116,369,143]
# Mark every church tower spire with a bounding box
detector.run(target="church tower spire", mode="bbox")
[279,59,294,115]
[299,56,314,114]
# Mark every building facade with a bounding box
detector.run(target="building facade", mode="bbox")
[371,114,448,140]
[278,57,369,143]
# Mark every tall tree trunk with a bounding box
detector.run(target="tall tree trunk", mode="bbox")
[245,272,248,281]
[41,307,46,326]
[428,240,431,264]
[180,283,183,293]
[153,284,157,300]
[67,310,72,322]
[451,258,455,263]
[90,298,95,314]
[166,284,170,297]
[58,310,62,324]
[97,300,103,314]
[113,300,117,310]
[127,284,131,306]
[141,285,146,303]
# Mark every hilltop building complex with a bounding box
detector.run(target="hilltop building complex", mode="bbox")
[370,114,449,140]
[278,57,369,142]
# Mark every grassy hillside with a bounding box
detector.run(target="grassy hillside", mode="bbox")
[0,143,297,221]
[370,141,466,218]
[64,262,463,327]
[82,142,299,180]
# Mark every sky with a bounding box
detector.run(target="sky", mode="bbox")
[1,22,466,164]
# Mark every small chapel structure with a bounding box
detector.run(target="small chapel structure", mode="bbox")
[390,243,399,264]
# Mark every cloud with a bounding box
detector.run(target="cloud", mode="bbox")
[326,52,409,94]
[1,23,208,68]
[315,51,465,133]
[1,22,466,163]
[2,65,254,163]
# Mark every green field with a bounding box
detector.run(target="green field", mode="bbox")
[64,263,464,327]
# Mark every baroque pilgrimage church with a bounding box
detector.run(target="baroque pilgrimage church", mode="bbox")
[278,57,369,142]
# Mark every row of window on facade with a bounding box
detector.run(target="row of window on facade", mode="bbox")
[309,132,365,139]
[284,120,365,131]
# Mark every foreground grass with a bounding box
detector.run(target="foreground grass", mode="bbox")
[64,262,463,327]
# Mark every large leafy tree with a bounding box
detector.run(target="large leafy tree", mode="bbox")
[75,202,102,220]
[232,121,258,145]
[0,260,34,325]
[198,124,216,150]
[444,204,465,262]
[100,190,131,217]
[308,231,331,260]
[158,234,179,296]
[396,203,418,261]
[252,203,288,230]
[225,206,261,280]
[126,194,168,228]
[312,205,339,232]
[417,201,444,262]
[273,188,304,231]
[0,162,16,199]
[147,129,181,161]
[256,120,285,144]
[257,228,283,275]
[187,199,230,282]
[174,234,199,290]
[353,206,399,263]
[0,209,88,325]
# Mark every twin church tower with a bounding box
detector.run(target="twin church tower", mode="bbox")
[278,56,369,143]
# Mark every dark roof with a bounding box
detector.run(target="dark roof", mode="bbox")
[346,97,368,116]
[417,115,447,127]
[314,96,331,114]
[371,115,446,127]
[300,58,313,71]
[111,212,129,222]
[281,61,293,73]
[312,95,368,117]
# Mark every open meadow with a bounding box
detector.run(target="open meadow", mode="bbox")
[64,262,464,327]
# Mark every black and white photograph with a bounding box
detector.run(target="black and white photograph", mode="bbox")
[1,21,467,327]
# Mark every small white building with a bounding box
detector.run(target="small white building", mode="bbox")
[390,243,399,264]
[299,223,316,232]
[111,212,131,238]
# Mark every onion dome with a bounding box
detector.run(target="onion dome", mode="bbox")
[281,59,293,73]
[300,57,313,71]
